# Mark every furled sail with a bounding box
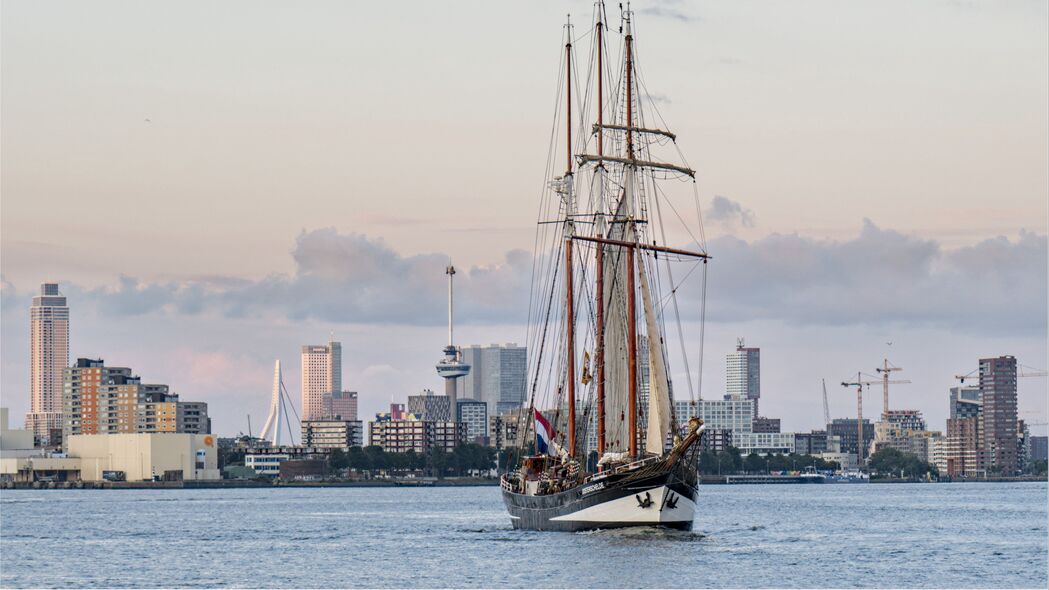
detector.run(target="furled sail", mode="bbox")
[601,167,636,453]
[638,259,672,455]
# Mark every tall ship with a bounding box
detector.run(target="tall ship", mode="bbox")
[501,4,712,532]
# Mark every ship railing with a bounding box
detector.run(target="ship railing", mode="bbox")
[584,455,662,483]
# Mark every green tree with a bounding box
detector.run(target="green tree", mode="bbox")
[744,452,764,474]
[427,446,449,478]
[328,448,350,472]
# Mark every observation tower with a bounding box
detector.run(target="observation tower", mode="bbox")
[435,264,469,415]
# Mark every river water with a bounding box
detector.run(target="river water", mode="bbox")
[1,482,1045,588]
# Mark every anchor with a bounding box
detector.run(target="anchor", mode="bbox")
[635,491,653,508]
[664,493,679,510]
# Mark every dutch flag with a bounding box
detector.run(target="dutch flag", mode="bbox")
[534,409,554,455]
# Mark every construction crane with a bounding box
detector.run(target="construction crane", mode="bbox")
[821,379,831,429]
[955,364,1048,384]
[874,359,910,418]
[841,373,910,466]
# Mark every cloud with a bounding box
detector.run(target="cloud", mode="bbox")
[694,222,1046,336]
[36,228,534,327]
[639,2,699,23]
[2,224,1043,340]
[706,195,756,228]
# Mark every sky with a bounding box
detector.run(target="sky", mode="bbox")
[2,0,1046,437]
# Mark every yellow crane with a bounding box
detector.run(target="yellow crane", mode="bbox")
[875,359,910,418]
[841,372,910,466]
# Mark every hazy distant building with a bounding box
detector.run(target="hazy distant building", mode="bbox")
[408,389,452,421]
[978,356,1018,475]
[301,337,341,421]
[674,399,754,435]
[322,391,358,421]
[795,430,830,455]
[949,386,981,420]
[945,417,981,477]
[457,399,488,445]
[828,418,875,459]
[368,415,463,454]
[457,344,527,417]
[26,283,69,446]
[62,358,210,448]
[301,419,363,449]
[725,339,760,417]
[732,432,795,456]
[1031,436,1048,463]
[752,417,781,433]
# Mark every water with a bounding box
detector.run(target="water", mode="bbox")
[1,482,1046,588]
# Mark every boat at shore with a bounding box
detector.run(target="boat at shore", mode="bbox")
[501,4,711,532]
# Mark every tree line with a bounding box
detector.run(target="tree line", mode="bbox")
[698,446,842,475]
[327,444,497,478]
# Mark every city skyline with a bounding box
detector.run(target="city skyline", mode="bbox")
[1,1,1046,437]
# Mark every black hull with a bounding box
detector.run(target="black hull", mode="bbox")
[502,466,697,532]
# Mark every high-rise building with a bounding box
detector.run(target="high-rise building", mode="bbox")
[949,386,981,419]
[322,391,358,421]
[457,399,488,444]
[725,339,760,417]
[62,358,210,448]
[978,356,1018,475]
[408,389,452,422]
[457,343,527,417]
[26,283,69,446]
[301,336,341,421]
[945,417,981,477]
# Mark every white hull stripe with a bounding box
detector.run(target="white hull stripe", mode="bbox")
[549,485,695,524]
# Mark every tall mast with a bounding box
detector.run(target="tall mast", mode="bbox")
[627,246,638,458]
[595,6,606,459]
[624,8,638,458]
[595,242,605,457]
[564,15,577,459]
[625,12,635,159]
[597,10,604,160]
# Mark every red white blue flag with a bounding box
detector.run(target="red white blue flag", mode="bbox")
[534,409,554,455]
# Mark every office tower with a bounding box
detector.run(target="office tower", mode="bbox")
[457,343,527,417]
[457,399,488,444]
[408,389,452,421]
[301,336,341,421]
[725,339,760,417]
[62,358,210,447]
[322,391,358,420]
[979,356,1018,475]
[26,283,69,445]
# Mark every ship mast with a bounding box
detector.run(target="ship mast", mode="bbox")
[624,9,639,459]
[563,15,577,459]
[594,7,606,459]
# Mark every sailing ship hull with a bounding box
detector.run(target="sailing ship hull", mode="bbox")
[502,468,697,532]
